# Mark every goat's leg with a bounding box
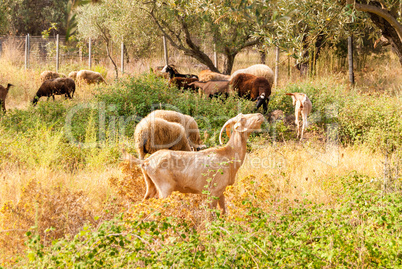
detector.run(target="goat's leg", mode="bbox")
[295,111,300,138]
[300,112,308,141]
[0,100,5,112]
[218,195,226,214]
[142,169,158,200]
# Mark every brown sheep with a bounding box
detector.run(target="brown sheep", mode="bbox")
[199,70,231,82]
[230,73,271,114]
[169,77,198,91]
[230,64,274,87]
[32,78,75,106]
[40,71,66,83]
[189,80,232,98]
[0,83,13,112]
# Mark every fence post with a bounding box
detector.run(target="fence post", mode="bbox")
[213,43,218,68]
[25,34,30,70]
[88,38,92,69]
[163,36,168,65]
[56,34,60,73]
[274,47,279,87]
[348,35,354,85]
[79,46,82,62]
[121,42,124,74]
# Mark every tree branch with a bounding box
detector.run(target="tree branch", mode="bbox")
[354,1,402,41]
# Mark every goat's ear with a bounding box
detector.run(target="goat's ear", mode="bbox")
[234,117,247,133]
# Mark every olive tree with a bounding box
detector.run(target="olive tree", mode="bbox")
[140,0,271,74]
[347,0,402,65]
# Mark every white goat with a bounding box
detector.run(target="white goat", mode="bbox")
[286,92,312,140]
[122,113,265,214]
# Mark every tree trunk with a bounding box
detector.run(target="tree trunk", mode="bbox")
[106,41,119,79]
[222,52,236,75]
[296,33,326,76]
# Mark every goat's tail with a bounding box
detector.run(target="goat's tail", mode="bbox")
[121,148,143,167]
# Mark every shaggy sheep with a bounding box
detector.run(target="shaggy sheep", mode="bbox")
[76,70,107,85]
[134,116,192,160]
[123,113,265,214]
[134,116,193,199]
[32,77,75,106]
[169,77,198,91]
[230,64,274,87]
[40,71,66,83]
[199,70,230,82]
[230,73,272,113]
[189,80,232,98]
[68,71,78,81]
[161,65,198,79]
[286,92,312,140]
[0,83,13,112]
[148,110,206,151]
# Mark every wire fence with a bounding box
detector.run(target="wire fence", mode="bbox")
[0,34,367,86]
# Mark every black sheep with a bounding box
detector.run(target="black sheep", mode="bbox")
[32,78,76,106]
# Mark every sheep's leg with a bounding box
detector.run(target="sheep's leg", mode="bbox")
[262,100,268,114]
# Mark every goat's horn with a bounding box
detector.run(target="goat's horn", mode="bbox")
[219,118,235,145]
[285,93,294,96]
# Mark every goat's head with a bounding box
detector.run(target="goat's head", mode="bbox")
[219,113,265,144]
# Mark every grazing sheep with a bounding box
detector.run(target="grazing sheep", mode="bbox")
[148,110,206,151]
[123,113,265,214]
[230,73,272,113]
[199,70,230,82]
[286,92,312,140]
[161,65,198,79]
[0,83,13,112]
[32,78,75,106]
[151,65,177,79]
[189,80,232,98]
[134,116,192,160]
[134,116,193,199]
[40,71,66,83]
[230,64,274,87]
[68,71,78,81]
[76,70,107,85]
[169,77,198,91]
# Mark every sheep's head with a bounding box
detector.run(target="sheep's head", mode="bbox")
[219,113,265,145]
[256,92,270,110]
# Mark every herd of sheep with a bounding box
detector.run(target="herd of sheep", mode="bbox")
[0,63,313,213]
[0,69,107,109]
